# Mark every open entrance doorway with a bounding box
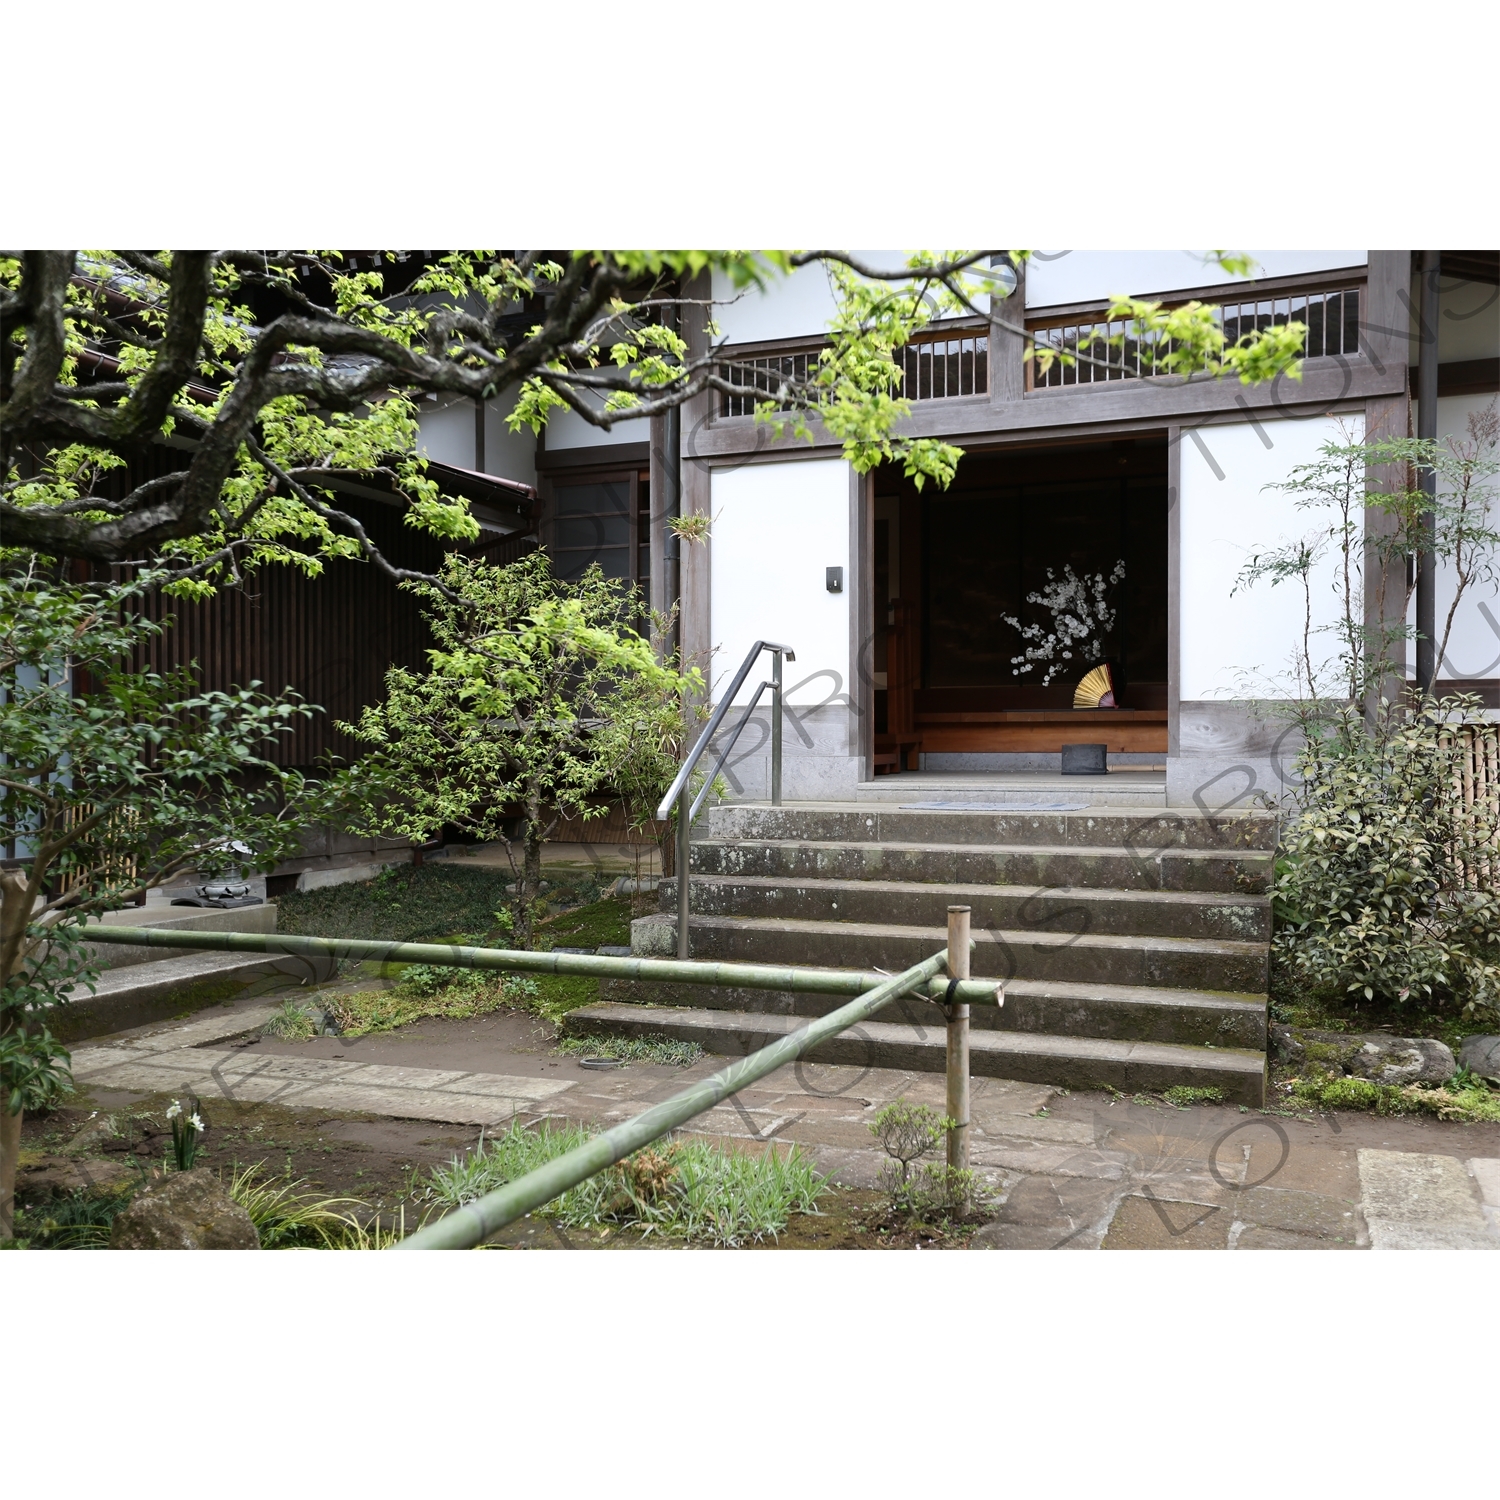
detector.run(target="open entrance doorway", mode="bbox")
[872,434,1169,776]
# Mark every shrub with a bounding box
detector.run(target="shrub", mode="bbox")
[868,1097,957,1216]
[9,1182,138,1249]
[321,963,534,1037]
[911,1163,990,1220]
[1273,701,1500,1025]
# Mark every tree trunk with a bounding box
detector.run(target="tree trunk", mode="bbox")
[512,790,544,950]
[522,831,543,950]
[0,867,31,998]
[1,869,29,1239]
[0,1106,20,1241]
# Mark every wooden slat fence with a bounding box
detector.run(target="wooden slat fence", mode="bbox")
[1441,722,1500,888]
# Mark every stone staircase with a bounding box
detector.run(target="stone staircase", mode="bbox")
[563,801,1276,1105]
[58,900,321,1042]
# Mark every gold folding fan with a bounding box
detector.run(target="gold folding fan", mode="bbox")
[1074,664,1116,709]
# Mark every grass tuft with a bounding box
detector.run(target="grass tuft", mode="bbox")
[9,1182,139,1249]
[226,1162,370,1247]
[1162,1085,1225,1107]
[261,998,317,1040]
[424,1119,826,1247]
[555,1033,704,1067]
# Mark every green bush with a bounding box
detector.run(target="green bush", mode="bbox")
[226,1163,369,1247]
[276,863,524,945]
[1274,701,1500,1025]
[322,964,530,1038]
[262,998,317,1040]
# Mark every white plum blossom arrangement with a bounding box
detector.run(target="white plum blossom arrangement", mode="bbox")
[1002,560,1126,685]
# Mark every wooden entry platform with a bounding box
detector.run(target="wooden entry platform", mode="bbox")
[914,707,1167,755]
[876,601,1168,770]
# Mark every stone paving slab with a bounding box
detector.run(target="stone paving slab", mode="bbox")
[969,1140,1133,1180]
[1231,1224,1354,1250]
[974,1175,1127,1250]
[1358,1149,1499,1251]
[71,1033,574,1126]
[1469,1156,1500,1238]
[63,983,1500,1250]
[1102,1193,1233,1250]
[1232,1186,1362,1241]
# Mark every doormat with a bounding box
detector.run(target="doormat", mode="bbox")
[899,801,1088,812]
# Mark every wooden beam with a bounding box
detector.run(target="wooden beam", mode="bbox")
[535,442,650,472]
[693,357,1404,460]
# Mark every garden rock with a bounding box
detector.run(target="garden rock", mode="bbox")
[63,1112,118,1155]
[19,1154,134,1198]
[1270,1024,1305,1066]
[109,1169,259,1249]
[1458,1035,1500,1083]
[1347,1036,1456,1087]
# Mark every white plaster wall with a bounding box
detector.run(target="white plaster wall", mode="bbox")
[483,398,538,491]
[710,458,850,706]
[708,252,1014,345]
[1408,275,1500,365]
[1415,392,1500,680]
[1180,414,1365,700]
[1026,251,1367,309]
[416,394,476,468]
[711,258,840,345]
[417,390,538,490]
[543,401,650,451]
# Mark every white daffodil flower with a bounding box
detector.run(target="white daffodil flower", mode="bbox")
[189,1114,205,1132]
[166,1100,182,1120]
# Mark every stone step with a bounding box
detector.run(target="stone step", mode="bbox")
[853,773,1168,808]
[77,901,279,970]
[563,1004,1267,1106]
[50,950,336,1043]
[665,874,1271,943]
[598,972,1266,1049]
[690,837,1270,895]
[707,802,1277,852]
[631,911,1268,993]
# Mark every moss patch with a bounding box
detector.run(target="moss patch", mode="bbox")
[537,896,632,950]
[1287,1070,1500,1122]
[277,862,617,947]
[275,864,633,1023]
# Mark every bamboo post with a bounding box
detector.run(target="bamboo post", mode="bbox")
[945,904,971,1173]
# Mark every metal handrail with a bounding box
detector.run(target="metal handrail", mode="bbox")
[657,638,794,961]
